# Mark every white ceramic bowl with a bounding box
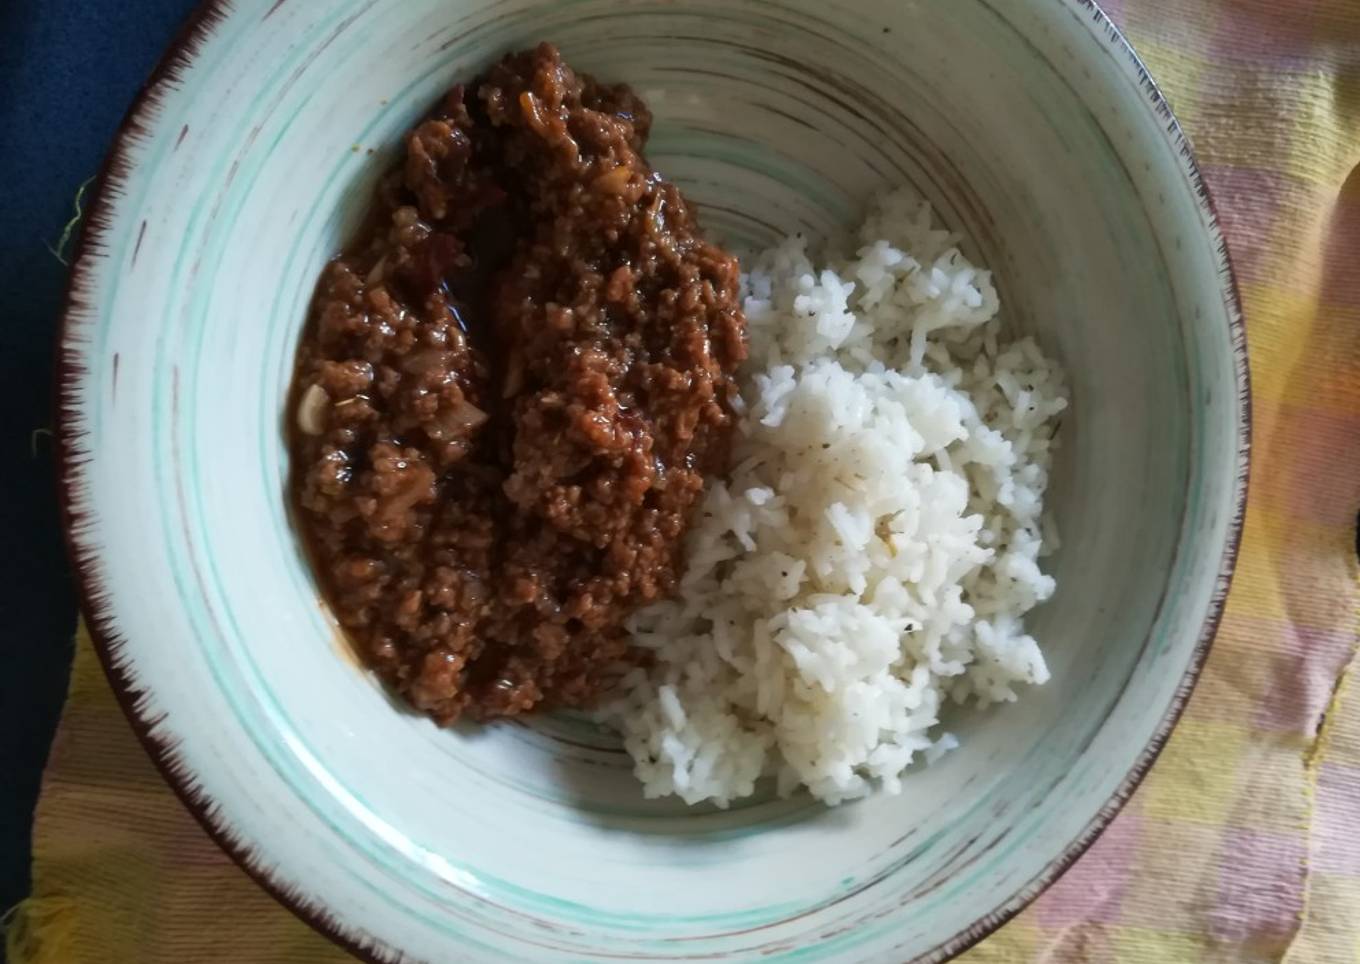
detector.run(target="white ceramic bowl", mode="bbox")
[57,1,1249,961]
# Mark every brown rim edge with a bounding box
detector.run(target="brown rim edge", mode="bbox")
[50,1,392,961]
[50,1,1252,962]
[917,1,1252,960]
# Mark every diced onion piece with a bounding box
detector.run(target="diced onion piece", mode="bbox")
[519,91,547,133]
[442,400,488,436]
[593,165,632,195]
[401,348,452,375]
[297,384,330,435]
[502,348,525,398]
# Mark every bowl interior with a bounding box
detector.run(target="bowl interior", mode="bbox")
[64,0,1245,960]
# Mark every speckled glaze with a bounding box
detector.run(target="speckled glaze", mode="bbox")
[56,1,1249,961]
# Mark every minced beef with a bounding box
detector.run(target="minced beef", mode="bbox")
[289,44,747,723]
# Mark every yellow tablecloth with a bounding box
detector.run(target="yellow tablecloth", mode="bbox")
[9,1,1360,961]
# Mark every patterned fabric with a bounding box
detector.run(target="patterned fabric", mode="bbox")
[10,1,1360,961]
[963,2,1360,960]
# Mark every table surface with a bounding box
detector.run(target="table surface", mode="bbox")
[0,0,201,922]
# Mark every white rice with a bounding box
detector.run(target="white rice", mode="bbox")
[601,187,1069,807]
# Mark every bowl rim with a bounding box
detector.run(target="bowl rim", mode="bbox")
[53,1,1252,960]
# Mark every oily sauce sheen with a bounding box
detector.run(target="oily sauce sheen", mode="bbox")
[290,45,747,722]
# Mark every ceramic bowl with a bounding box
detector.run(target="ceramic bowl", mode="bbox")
[57,0,1249,960]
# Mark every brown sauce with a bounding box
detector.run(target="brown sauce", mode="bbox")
[288,44,747,723]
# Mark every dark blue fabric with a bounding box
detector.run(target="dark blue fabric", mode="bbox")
[0,0,201,922]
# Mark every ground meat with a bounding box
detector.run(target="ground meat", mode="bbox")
[290,44,746,723]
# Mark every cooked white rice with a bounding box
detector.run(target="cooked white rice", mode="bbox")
[601,187,1069,807]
